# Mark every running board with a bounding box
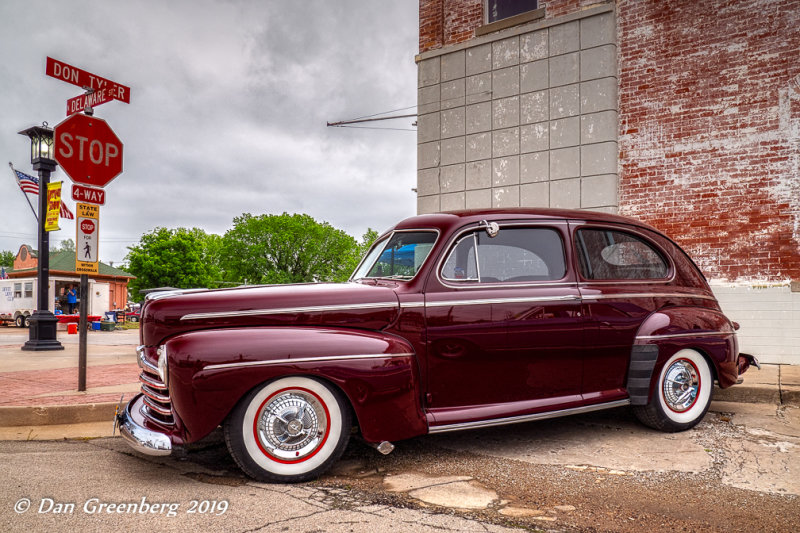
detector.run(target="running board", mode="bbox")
[427,399,631,434]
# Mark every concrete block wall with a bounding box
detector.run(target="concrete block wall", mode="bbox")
[416,6,618,215]
[712,284,800,365]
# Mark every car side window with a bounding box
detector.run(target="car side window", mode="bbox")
[442,227,566,283]
[576,228,668,280]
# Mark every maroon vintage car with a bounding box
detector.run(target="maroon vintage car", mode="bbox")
[117,209,758,482]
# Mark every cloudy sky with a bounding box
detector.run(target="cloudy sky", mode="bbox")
[0,0,419,266]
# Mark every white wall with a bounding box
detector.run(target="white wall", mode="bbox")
[711,282,800,365]
[90,282,110,316]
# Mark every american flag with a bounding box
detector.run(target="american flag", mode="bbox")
[14,169,75,220]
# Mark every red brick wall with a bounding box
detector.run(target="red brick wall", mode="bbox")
[13,245,36,270]
[420,0,444,53]
[419,1,595,53]
[618,0,800,282]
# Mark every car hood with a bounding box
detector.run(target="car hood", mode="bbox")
[140,282,400,346]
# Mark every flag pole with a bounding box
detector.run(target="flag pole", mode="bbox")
[8,162,39,222]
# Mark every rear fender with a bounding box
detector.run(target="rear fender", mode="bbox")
[164,327,427,444]
[626,307,738,404]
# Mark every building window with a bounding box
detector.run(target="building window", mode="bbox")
[13,283,22,299]
[486,0,538,24]
[24,282,33,298]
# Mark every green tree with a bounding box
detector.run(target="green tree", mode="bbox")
[125,227,221,299]
[221,213,361,284]
[359,228,380,256]
[51,238,75,253]
[0,250,14,268]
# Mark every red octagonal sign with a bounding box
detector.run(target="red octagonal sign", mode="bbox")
[54,114,123,188]
[80,219,96,234]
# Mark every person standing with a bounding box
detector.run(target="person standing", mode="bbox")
[67,285,78,315]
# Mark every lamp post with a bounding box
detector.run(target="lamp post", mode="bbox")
[18,123,64,351]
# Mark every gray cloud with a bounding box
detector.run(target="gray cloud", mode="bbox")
[0,0,418,264]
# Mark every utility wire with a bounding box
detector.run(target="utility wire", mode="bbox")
[333,125,416,132]
[348,105,417,122]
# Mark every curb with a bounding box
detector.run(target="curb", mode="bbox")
[713,384,781,405]
[0,401,124,427]
[1,384,796,429]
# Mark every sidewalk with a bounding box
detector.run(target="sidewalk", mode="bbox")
[0,327,141,439]
[0,326,798,440]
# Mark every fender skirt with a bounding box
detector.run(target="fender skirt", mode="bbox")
[626,344,659,406]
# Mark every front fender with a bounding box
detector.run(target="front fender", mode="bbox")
[165,327,427,444]
[626,307,739,404]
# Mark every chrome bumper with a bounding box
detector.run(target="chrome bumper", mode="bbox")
[116,394,173,456]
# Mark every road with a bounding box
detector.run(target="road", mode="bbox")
[1,400,798,532]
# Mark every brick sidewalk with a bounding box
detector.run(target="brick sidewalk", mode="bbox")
[0,363,140,407]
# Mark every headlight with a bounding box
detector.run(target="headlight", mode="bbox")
[157,345,168,385]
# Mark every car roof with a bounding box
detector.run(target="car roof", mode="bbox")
[390,208,664,236]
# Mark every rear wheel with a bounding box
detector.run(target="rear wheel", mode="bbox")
[633,349,712,432]
[224,376,351,483]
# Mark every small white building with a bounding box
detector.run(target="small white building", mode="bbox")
[1,244,134,325]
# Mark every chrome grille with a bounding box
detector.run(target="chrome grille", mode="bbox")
[137,346,174,425]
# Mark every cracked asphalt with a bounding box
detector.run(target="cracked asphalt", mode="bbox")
[1,400,798,532]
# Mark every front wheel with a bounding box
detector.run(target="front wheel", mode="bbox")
[633,349,713,432]
[224,376,351,483]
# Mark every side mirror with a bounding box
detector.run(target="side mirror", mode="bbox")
[479,220,499,238]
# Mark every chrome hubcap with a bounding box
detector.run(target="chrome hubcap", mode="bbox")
[257,392,327,460]
[663,359,700,412]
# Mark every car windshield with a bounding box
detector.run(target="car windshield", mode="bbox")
[352,231,438,281]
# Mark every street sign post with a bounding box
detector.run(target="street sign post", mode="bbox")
[46,57,129,392]
[54,114,123,188]
[76,203,99,275]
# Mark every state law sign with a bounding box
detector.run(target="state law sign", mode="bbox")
[54,114,123,188]
[76,203,99,275]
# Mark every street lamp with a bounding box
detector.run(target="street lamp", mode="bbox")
[18,122,63,351]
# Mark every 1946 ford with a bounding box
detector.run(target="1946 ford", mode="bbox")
[117,209,758,482]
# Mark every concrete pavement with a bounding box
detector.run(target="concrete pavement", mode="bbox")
[0,325,798,440]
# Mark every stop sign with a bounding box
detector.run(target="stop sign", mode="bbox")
[54,114,123,188]
[80,219,96,234]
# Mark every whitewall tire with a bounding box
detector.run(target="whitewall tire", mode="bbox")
[225,376,351,482]
[633,349,713,432]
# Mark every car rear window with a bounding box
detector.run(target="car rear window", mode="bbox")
[442,227,566,283]
[576,228,669,280]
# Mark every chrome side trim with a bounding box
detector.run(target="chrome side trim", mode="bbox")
[117,397,172,456]
[180,301,399,321]
[425,295,580,307]
[399,301,426,309]
[636,331,733,341]
[427,399,631,434]
[204,352,415,372]
[581,292,717,302]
